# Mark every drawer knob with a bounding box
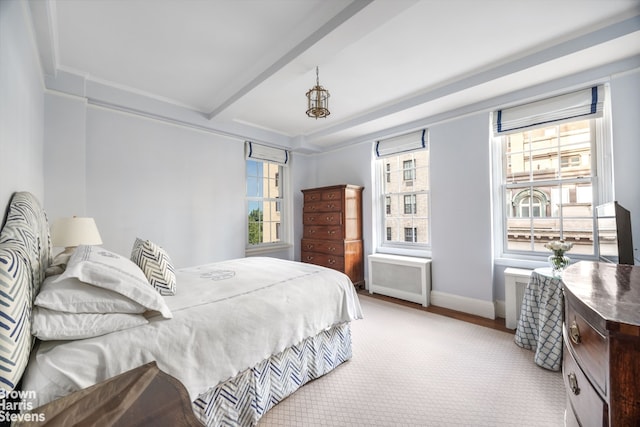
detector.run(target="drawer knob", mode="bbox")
[569,321,581,345]
[567,372,580,395]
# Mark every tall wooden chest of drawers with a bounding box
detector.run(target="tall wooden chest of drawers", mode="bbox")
[301,185,364,287]
[561,261,640,427]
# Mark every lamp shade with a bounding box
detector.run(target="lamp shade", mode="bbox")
[50,217,103,248]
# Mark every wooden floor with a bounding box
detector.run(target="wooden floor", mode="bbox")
[357,289,514,334]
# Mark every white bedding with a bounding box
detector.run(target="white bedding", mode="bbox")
[21,257,363,407]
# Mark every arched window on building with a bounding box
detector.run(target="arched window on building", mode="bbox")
[513,189,548,218]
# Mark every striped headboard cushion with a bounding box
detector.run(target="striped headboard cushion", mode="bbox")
[0,192,51,392]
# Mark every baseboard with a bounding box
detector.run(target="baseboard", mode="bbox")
[430,290,496,320]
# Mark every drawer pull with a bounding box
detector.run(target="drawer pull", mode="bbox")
[305,245,314,250]
[308,216,316,222]
[328,259,336,265]
[328,247,336,252]
[326,216,332,221]
[567,372,580,395]
[305,256,314,261]
[327,230,335,235]
[569,321,581,345]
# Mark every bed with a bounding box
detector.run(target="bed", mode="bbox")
[0,192,363,426]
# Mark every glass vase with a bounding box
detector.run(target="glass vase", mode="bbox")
[548,255,570,277]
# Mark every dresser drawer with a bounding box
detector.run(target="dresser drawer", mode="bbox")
[301,239,344,255]
[320,188,343,201]
[563,340,607,427]
[303,212,342,226]
[303,200,342,213]
[301,251,345,271]
[302,225,344,240]
[565,297,608,395]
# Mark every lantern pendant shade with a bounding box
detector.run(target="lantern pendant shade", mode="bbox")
[306,66,330,119]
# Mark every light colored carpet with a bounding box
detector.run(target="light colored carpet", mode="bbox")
[259,294,565,426]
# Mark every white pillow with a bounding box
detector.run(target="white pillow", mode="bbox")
[32,307,148,340]
[35,275,146,314]
[55,245,172,319]
[130,238,176,296]
[45,251,72,277]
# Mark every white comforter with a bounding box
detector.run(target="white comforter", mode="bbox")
[22,257,363,406]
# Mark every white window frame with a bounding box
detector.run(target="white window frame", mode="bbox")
[492,86,614,265]
[245,157,292,255]
[373,132,431,257]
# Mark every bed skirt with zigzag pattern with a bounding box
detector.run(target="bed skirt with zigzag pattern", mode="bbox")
[192,322,352,426]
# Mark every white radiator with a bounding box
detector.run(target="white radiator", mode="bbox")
[368,254,431,307]
[504,268,532,329]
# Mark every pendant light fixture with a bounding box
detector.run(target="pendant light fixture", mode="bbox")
[306,66,330,119]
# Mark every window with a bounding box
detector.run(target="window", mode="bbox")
[513,189,547,218]
[403,160,416,181]
[494,85,612,258]
[404,227,417,242]
[375,130,430,251]
[404,194,416,214]
[245,142,289,249]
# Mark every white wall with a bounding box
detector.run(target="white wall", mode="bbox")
[610,68,640,264]
[291,153,317,260]
[44,96,247,267]
[0,0,44,210]
[43,94,87,219]
[430,113,494,316]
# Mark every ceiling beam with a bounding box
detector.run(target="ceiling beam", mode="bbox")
[206,0,373,120]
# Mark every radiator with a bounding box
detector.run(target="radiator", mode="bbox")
[368,254,431,307]
[504,268,532,329]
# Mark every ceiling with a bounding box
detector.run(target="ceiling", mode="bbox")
[28,0,640,152]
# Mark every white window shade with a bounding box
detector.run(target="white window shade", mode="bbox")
[494,85,604,135]
[375,129,427,158]
[245,141,289,165]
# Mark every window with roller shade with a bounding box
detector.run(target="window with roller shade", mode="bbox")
[245,142,289,248]
[375,130,430,251]
[493,85,613,258]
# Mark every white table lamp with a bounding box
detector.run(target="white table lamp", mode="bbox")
[51,216,103,255]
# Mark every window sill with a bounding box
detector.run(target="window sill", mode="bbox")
[245,243,292,256]
[494,257,548,270]
[495,254,598,270]
[375,247,431,259]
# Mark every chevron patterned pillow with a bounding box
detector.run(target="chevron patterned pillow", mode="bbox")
[130,238,176,296]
